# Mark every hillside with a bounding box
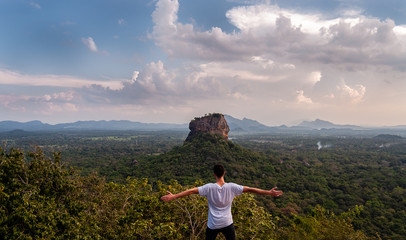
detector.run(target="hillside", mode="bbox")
[2,124,406,238]
[373,134,403,140]
[129,129,406,239]
[132,113,273,185]
[0,146,368,239]
[132,132,270,185]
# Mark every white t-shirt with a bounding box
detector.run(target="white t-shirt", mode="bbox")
[198,182,244,229]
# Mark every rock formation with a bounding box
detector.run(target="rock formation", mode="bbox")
[185,113,230,142]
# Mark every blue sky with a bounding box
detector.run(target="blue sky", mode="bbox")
[1,0,406,126]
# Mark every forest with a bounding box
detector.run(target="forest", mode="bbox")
[1,129,405,239]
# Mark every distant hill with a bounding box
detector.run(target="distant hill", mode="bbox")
[298,119,363,130]
[373,134,403,140]
[0,120,187,132]
[1,117,406,137]
[57,120,187,131]
[225,115,274,132]
[0,120,53,132]
[0,116,276,133]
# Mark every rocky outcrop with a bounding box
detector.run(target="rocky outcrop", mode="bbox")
[185,113,230,142]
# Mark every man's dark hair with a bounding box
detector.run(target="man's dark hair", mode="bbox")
[213,164,225,178]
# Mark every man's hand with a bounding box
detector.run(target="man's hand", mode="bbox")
[160,191,174,202]
[269,187,283,197]
[160,187,199,202]
[243,186,283,196]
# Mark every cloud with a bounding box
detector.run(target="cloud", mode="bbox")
[83,60,232,105]
[29,2,41,9]
[0,68,124,90]
[337,81,366,103]
[199,61,276,82]
[146,0,406,113]
[44,102,78,114]
[226,4,344,34]
[151,0,406,70]
[307,71,321,86]
[118,18,126,25]
[45,91,76,102]
[394,25,406,35]
[81,37,98,52]
[132,61,175,93]
[151,0,247,61]
[0,92,79,115]
[296,90,313,104]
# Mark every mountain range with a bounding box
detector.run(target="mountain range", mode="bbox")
[0,120,187,132]
[1,116,406,136]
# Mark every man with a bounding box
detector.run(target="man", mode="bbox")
[160,164,283,240]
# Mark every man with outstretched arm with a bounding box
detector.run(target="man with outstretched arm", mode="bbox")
[160,164,283,240]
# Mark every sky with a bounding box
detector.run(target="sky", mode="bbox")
[1,0,406,126]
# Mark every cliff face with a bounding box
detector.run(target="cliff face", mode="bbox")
[185,113,230,142]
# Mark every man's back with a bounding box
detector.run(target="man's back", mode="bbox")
[198,182,243,229]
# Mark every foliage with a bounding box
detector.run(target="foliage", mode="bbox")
[0,148,77,239]
[276,205,367,240]
[2,130,406,239]
[0,147,367,239]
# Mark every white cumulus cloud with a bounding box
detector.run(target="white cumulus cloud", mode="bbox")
[338,81,366,103]
[296,90,313,104]
[81,37,98,52]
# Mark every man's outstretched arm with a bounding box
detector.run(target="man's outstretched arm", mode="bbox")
[243,186,283,197]
[160,187,199,202]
